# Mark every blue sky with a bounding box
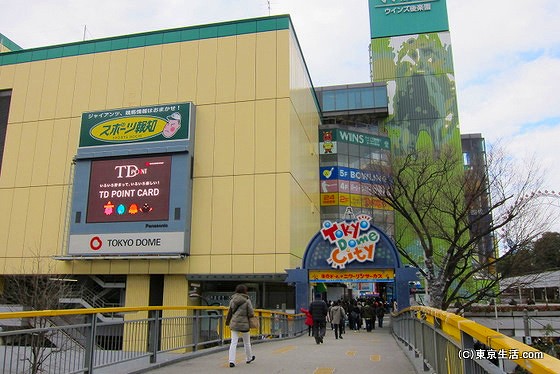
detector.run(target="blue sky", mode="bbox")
[2,0,560,226]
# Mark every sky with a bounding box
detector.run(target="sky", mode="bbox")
[1,0,560,221]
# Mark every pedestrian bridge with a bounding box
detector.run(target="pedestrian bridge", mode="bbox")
[0,305,559,373]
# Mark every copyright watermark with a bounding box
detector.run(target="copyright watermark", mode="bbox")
[459,349,544,360]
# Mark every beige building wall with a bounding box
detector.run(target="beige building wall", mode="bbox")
[0,17,320,306]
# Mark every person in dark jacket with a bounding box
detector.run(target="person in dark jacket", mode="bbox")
[226,284,256,367]
[308,294,328,344]
[375,301,385,328]
[362,301,375,332]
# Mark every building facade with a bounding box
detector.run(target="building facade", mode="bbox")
[0,16,320,310]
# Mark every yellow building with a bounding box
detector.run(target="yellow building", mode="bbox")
[0,16,320,310]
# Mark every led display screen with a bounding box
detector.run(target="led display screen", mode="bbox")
[86,156,171,223]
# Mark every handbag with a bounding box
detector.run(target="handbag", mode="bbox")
[249,315,259,329]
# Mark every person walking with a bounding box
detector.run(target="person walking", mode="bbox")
[226,284,256,368]
[328,301,347,339]
[300,307,313,336]
[376,300,386,328]
[362,301,374,332]
[308,294,329,344]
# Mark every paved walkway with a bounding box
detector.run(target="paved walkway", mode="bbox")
[141,321,417,374]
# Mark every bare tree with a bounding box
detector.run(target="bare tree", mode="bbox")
[2,253,79,374]
[367,144,555,311]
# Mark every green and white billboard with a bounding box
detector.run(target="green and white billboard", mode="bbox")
[368,0,449,38]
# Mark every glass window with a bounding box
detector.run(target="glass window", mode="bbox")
[374,86,388,107]
[361,87,374,108]
[0,90,12,173]
[320,153,338,164]
[337,153,349,167]
[335,90,348,111]
[322,91,336,112]
[349,156,360,169]
[348,144,360,157]
[337,141,348,155]
[360,145,372,158]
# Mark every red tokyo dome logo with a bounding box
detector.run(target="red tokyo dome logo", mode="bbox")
[90,236,103,251]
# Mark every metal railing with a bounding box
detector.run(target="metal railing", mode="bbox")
[0,306,306,374]
[392,306,560,374]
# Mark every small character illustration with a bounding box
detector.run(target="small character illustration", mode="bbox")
[322,131,334,153]
[128,204,139,214]
[104,201,115,215]
[141,203,153,213]
[116,204,126,215]
[162,112,181,138]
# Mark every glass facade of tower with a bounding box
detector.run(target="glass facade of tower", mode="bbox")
[316,83,394,237]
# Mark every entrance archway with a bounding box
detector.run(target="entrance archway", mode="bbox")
[286,210,418,312]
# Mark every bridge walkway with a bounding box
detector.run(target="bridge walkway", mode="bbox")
[135,319,417,374]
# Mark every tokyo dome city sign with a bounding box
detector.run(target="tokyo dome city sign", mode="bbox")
[321,213,380,269]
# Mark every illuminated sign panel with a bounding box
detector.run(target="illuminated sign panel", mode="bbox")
[86,156,171,223]
[80,103,191,147]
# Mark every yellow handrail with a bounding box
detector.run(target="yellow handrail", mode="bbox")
[399,306,560,374]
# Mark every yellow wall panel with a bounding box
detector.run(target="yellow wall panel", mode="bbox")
[275,173,290,253]
[22,187,46,258]
[275,253,291,273]
[232,175,254,254]
[23,62,46,122]
[256,32,277,99]
[6,188,29,258]
[141,45,163,105]
[149,260,170,274]
[190,177,212,255]
[255,99,276,173]
[55,57,78,118]
[159,44,180,104]
[125,275,150,307]
[15,121,38,186]
[66,121,80,182]
[42,185,65,257]
[168,259,188,273]
[177,41,199,102]
[233,101,255,174]
[254,254,276,273]
[128,260,150,274]
[163,275,189,306]
[0,123,21,187]
[276,30,290,98]
[254,174,275,254]
[91,261,111,274]
[30,120,53,186]
[235,34,256,101]
[186,255,210,274]
[0,64,15,90]
[211,254,232,273]
[88,53,110,110]
[72,54,94,117]
[211,176,233,254]
[276,98,290,172]
[0,189,14,257]
[193,105,215,177]
[213,103,235,176]
[106,51,127,109]
[109,261,130,274]
[39,59,61,120]
[9,63,30,123]
[123,48,145,107]
[232,255,254,273]
[216,36,236,103]
[71,260,93,274]
[47,118,71,185]
[196,39,217,105]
